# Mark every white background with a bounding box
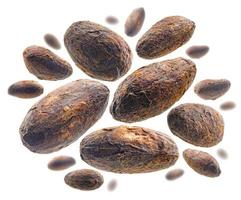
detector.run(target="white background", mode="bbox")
[0,0,240,199]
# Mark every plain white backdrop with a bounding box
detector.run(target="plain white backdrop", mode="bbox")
[0,0,240,199]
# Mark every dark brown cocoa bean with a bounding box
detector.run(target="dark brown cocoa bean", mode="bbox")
[168,103,224,147]
[64,169,104,191]
[110,57,196,122]
[64,21,132,81]
[80,126,179,174]
[183,149,221,177]
[136,16,195,59]
[220,101,236,110]
[186,45,209,58]
[194,79,231,100]
[106,16,119,24]
[48,156,76,171]
[125,7,145,37]
[44,33,61,50]
[165,169,184,181]
[20,79,109,153]
[8,80,43,98]
[23,45,72,80]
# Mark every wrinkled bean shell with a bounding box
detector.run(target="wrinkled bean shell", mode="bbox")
[186,45,209,58]
[110,57,196,122]
[183,149,221,177]
[44,33,61,50]
[8,80,43,98]
[48,156,76,170]
[64,169,104,190]
[125,7,145,37]
[194,79,231,100]
[80,126,179,174]
[168,103,224,147]
[20,79,109,154]
[64,21,132,81]
[23,46,72,80]
[165,169,184,181]
[136,16,195,59]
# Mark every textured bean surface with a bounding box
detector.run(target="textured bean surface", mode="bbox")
[106,16,119,24]
[23,46,72,80]
[110,57,196,122]
[165,169,184,180]
[220,101,236,110]
[183,149,221,177]
[8,80,43,98]
[186,45,209,58]
[64,169,104,190]
[20,79,109,153]
[80,126,179,173]
[44,33,61,49]
[64,21,132,81]
[48,156,76,170]
[136,16,195,59]
[168,103,224,147]
[125,7,145,37]
[194,79,231,100]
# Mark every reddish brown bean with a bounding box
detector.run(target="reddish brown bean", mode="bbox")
[125,7,145,37]
[80,126,179,173]
[165,169,184,181]
[194,79,231,100]
[136,16,195,59]
[64,169,104,191]
[44,33,61,50]
[48,156,76,171]
[64,21,132,81]
[107,179,118,191]
[110,57,196,122]
[183,149,221,177]
[168,103,224,147]
[106,16,119,24]
[23,46,72,80]
[217,149,228,159]
[8,80,43,98]
[220,101,236,110]
[20,79,109,154]
[186,45,209,58]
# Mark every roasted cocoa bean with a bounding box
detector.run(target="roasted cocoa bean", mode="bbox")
[168,103,224,147]
[80,126,179,173]
[8,80,43,98]
[23,45,72,80]
[110,57,196,122]
[136,16,195,59]
[64,21,132,81]
[20,79,109,153]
